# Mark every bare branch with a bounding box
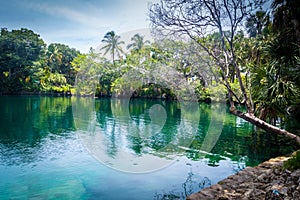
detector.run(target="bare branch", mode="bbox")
[149,0,263,112]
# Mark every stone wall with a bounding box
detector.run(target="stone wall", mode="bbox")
[187,156,300,200]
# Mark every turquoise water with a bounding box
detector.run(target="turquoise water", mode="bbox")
[0,96,296,199]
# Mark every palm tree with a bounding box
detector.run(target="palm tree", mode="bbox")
[48,44,63,73]
[127,33,150,52]
[245,10,270,38]
[250,35,300,125]
[271,0,300,87]
[101,31,124,65]
[272,0,300,43]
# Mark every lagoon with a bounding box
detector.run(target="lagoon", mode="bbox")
[0,96,296,199]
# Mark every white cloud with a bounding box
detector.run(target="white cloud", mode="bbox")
[28,2,109,29]
[20,0,159,52]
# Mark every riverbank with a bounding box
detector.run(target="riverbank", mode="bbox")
[0,91,72,96]
[187,154,300,200]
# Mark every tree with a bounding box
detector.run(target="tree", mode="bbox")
[0,28,46,91]
[72,49,102,96]
[36,67,71,94]
[48,44,63,72]
[238,9,299,126]
[101,31,124,65]
[0,28,81,94]
[246,10,270,38]
[266,0,300,119]
[73,48,124,97]
[149,0,300,144]
[127,33,150,52]
[47,43,80,85]
[272,0,300,43]
[271,0,300,86]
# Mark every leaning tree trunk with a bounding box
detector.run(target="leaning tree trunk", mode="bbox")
[230,108,300,145]
[226,36,300,145]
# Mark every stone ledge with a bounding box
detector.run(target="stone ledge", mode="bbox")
[187,156,300,200]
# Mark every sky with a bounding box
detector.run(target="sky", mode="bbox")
[0,0,158,53]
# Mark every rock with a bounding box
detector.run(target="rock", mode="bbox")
[271,184,283,191]
[291,171,300,182]
[274,168,281,175]
[257,173,269,183]
[293,190,300,199]
[243,189,253,198]
[216,194,229,200]
[187,155,300,200]
[271,179,282,185]
[265,189,284,200]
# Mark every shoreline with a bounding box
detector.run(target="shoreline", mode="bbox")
[187,154,300,200]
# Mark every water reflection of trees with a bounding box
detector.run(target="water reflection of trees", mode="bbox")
[95,98,118,157]
[0,96,75,166]
[95,98,182,157]
[93,98,298,167]
[129,99,181,151]
[0,96,74,143]
[187,103,297,168]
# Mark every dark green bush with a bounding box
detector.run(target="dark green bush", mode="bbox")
[284,150,300,170]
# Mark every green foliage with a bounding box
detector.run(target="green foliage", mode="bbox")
[1,17,299,129]
[234,1,300,123]
[37,67,71,93]
[0,28,81,94]
[284,151,300,170]
[208,82,227,102]
[245,10,271,38]
[272,0,300,44]
[73,51,102,96]
[0,28,46,92]
[47,43,80,85]
[134,84,175,99]
[245,32,300,123]
[192,81,210,102]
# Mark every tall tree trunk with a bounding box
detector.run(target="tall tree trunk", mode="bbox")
[230,108,300,145]
[112,51,115,66]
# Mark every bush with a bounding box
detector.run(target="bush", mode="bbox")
[284,150,300,170]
